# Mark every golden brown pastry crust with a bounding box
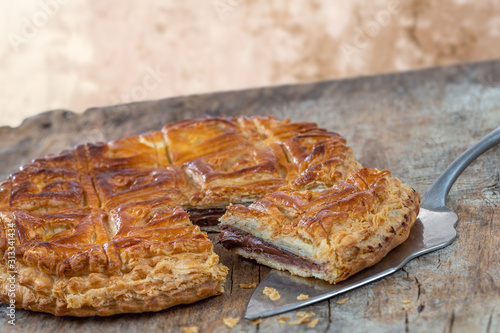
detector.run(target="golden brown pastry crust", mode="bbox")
[0,125,234,316]
[219,168,421,283]
[0,115,417,316]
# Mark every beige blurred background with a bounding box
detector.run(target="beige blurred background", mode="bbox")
[1,0,500,128]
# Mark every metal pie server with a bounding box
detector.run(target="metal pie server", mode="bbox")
[245,126,500,319]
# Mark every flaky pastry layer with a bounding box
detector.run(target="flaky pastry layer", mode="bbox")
[0,206,227,316]
[219,168,421,283]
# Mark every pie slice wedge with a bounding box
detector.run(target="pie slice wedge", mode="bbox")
[219,167,421,283]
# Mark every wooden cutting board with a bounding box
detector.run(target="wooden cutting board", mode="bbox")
[1,60,499,333]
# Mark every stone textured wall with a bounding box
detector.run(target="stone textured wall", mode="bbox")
[1,0,499,127]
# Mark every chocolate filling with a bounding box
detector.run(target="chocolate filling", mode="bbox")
[219,225,320,270]
[186,208,226,227]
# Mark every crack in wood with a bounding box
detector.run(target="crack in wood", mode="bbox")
[448,309,456,333]
[401,267,410,280]
[323,299,332,333]
[415,276,422,300]
[484,171,499,190]
[229,260,234,295]
[486,308,495,333]
[405,311,409,333]
[483,192,498,209]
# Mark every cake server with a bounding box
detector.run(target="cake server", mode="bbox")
[245,126,500,319]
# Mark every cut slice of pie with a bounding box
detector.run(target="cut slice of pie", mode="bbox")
[219,167,420,283]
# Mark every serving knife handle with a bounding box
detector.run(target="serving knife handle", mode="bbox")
[421,126,500,209]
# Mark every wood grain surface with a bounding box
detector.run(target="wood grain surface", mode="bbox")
[1,60,500,333]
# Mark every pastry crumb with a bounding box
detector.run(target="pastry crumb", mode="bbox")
[389,290,395,294]
[240,283,257,289]
[297,294,309,300]
[263,286,280,300]
[251,318,263,325]
[337,297,349,304]
[403,300,411,304]
[288,316,310,325]
[181,327,199,333]
[278,316,290,324]
[223,317,240,328]
[297,311,315,318]
[307,318,319,328]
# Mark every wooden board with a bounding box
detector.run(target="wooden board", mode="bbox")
[1,60,500,333]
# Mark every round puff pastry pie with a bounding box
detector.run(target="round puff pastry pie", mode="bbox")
[0,116,419,316]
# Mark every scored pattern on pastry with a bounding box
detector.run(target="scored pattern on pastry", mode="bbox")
[219,168,420,283]
[0,116,364,316]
